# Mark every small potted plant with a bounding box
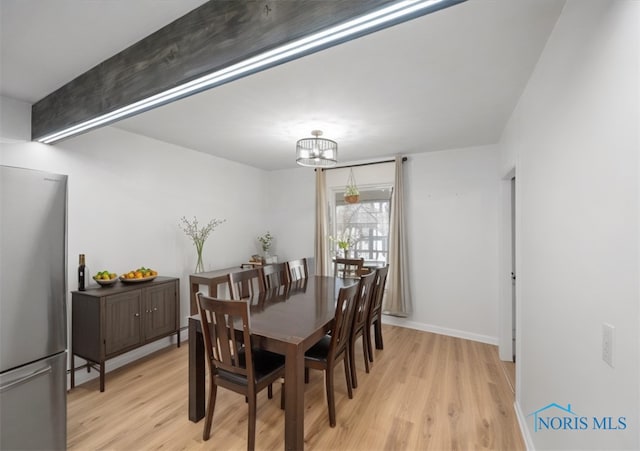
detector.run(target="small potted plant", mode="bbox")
[258,231,277,263]
[344,168,360,204]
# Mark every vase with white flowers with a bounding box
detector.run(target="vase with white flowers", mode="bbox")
[257,231,274,262]
[329,228,359,258]
[179,216,226,273]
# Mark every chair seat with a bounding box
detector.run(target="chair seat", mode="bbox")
[304,335,331,362]
[218,348,285,385]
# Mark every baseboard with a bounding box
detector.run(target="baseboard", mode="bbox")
[514,399,535,450]
[381,315,498,346]
[68,328,188,389]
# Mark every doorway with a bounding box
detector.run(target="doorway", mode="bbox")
[499,169,516,367]
[510,176,516,362]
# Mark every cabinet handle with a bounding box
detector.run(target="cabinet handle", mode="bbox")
[153,307,158,312]
[134,313,140,317]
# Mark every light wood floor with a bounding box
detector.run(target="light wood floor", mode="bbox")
[68,325,524,450]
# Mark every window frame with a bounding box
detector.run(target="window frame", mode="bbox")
[328,183,393,265]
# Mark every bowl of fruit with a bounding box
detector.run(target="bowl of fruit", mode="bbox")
[120,267,158,283]
[93,270,118,286]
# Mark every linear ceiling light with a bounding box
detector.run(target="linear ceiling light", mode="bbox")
[37,0,463,144]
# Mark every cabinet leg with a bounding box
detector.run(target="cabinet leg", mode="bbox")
[100,362,105,392]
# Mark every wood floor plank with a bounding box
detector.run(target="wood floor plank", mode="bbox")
[67,325,524,450]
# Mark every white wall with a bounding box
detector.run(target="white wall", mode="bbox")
[393,146,500,343]
[270,148,501,344]
[265,166,316,262]
[498,1,639,449]
[0,110,269,330]
[0,96,31,142]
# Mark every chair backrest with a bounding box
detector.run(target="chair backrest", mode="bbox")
[333,258,364,279]
[352,271,376,332]
[286,258,308,281]
[261,263,290,289]
[368,265,389,320]
[305,256,316,277]
[196,293,254,383]
[328,283,359,362]
[229,268,265,300]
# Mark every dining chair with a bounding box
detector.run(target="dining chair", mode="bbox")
[333,257,364,279]
[261,263,290,289]
[348,271,376,389]
[196,293,285,450]
[366,265,389,362]
[229,268,266,301]
[304,283,359,427]
[286,258,308,282]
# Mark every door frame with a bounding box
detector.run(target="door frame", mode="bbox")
[498,167,516,362]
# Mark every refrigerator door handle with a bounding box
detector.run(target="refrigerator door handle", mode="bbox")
[0,365,52,393]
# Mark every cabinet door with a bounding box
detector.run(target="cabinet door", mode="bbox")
[143,283,177,341]
[105,291,142,355]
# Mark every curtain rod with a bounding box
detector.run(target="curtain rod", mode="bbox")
[316,156,407,171]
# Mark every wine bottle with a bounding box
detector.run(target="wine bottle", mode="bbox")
[78,254,86,291]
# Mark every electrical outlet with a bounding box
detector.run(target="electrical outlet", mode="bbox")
[602,323,615,368]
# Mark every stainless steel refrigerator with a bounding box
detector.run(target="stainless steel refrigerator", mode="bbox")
[0,165,67,450]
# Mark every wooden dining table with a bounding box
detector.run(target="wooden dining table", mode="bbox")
[188,275,357,451]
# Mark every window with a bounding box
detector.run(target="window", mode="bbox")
[330,186,392,264]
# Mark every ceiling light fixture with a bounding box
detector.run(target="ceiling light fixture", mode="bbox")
[296,130,337,167]
[36,0,464,144]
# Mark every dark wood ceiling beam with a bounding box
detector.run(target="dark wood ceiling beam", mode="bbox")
[31,0,464,142]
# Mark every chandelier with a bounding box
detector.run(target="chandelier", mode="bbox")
[296,130,338,167]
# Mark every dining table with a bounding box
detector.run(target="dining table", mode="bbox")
[188,275,357,451]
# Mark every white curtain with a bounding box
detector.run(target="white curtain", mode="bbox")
[314,169,329,276]
[384,156,412,316]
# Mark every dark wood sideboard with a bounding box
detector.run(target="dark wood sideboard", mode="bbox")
[71,276,180,392]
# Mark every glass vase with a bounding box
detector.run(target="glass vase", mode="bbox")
[194,241,205,273]
[195,252,204,273]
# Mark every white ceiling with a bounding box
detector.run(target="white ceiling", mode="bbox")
[0,0,565,171]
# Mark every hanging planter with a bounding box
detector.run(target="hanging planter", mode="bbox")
[344,168,360,204]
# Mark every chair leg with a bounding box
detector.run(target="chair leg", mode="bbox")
[203,382,217,441]
[343,356,353,399]
[349,335,358,389]
[325,369,336,427]
[304,367,310,383]
[362,334,370,374]
[374,315,384,350]
[247,393,257,451]
[366,323,375,363]
[268,383,273,399]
